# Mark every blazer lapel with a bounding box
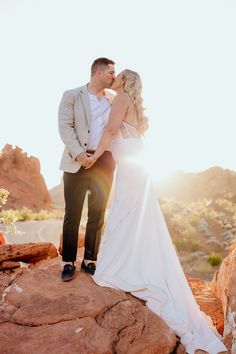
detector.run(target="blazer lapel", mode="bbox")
[79,85,91,126]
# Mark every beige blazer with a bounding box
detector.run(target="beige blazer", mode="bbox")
[58,85,91,172]
[59,84,113,173]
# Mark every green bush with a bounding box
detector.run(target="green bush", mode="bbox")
[207,252,222,266]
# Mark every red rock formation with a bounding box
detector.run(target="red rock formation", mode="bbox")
[188,277,224,334]
[0,144,51,210]
[0,260,21,271]
[0,255,229,353]
[211,243,236,352]
[0,242,58,266]
[0,259,177,354]
[0,231,5,246]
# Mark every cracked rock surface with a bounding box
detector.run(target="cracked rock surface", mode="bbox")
[0,254,230,354]
[0,258,177,354]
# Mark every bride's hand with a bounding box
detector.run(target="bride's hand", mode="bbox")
[84,155,97,169]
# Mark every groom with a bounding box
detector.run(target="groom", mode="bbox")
[58,57,116,281]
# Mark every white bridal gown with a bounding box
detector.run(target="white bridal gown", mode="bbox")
[93,122,227,354]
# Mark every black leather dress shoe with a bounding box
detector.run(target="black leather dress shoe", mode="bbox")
[61,264,76,282]
[80,260,96,275]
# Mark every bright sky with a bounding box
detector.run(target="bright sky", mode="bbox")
[1,0,236,189]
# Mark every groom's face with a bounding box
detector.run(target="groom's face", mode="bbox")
[99,64,116,88]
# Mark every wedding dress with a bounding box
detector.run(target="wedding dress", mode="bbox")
[93,121,227,354]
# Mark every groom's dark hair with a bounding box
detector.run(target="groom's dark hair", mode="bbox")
[91,57,115,76]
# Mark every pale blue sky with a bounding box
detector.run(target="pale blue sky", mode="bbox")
[1,0,236,188]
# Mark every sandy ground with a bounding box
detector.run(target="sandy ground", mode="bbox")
[5,220,63,247]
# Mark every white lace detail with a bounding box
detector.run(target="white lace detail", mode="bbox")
[120,121,140,139]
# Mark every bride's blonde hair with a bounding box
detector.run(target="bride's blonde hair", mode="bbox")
[122,69,149,135]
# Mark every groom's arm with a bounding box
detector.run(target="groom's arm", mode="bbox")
[58,90,85,160]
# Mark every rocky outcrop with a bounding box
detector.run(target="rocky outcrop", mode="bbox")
[0,258,177,354]
[0,260,21,271]
[1,237,234,352]
[0,231,5,246]
[0,242,58,269]
[0,255,229,353]
[211,243,236,353]
[188,277,224,334]
[0,144,51,210]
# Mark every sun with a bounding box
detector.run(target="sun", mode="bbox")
[140,133,175,183]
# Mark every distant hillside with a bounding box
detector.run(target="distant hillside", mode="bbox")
[50,180,64,210]
[156,166,236,201]
[50,166,236,209]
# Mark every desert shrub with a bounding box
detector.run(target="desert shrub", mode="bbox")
[33,209,51,221]
[0,188,21,234]
[171,214,197,238]
[15,207,34,221]
[1,207,64,222]
[0,188,9,206]
[200,207,219,222]
[160,200,184,214]
[33,209,64,220]
[207,252,222,266]
[187,214,201,227]
[0,209,19,223]
[233,212,236,222]
[215,199,233,213]
[174,237,201,252]
[193,261,213,274]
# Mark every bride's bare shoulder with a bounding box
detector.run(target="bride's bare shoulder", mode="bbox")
[113,92,130,105]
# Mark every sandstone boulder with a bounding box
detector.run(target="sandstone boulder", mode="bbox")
[0,245,231,353]
[188,277,225,335]
[0,242,58,268]
[0,259,177,354]
[0,231,6,246]
[211,244,236,353]
[0,260,21,271]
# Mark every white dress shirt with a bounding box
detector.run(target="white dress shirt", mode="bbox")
[87,92,111,150]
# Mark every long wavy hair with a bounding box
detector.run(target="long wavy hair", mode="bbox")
[122,69,149,135]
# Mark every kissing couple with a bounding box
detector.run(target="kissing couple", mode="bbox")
[58,57,227,354]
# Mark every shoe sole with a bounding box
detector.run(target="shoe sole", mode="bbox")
[61,273,76,282]
[80,267,95,275]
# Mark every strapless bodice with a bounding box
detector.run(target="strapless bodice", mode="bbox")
[111,121,143,163]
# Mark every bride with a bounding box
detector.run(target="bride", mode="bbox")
[86,69,227,354]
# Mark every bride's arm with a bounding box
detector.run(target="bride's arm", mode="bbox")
[92,93,129,161]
